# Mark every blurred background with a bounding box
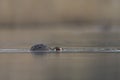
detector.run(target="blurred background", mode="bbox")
[0,0,120,48]
[0,0,120,80]
[0,0,120,24]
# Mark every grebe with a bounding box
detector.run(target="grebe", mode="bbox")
[52,46,63,52]
[30,44,50,54]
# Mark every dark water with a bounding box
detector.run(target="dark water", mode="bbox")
[0,53,119,80]
[0,25,120,80]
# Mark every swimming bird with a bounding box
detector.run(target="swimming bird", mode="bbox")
[52,46,63,52]
[30,44,64,55]
[30,44,50,54]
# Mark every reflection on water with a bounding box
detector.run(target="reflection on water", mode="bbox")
[0,53,119,80]
[0,25,120,80]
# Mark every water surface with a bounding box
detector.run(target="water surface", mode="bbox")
[0,25,120,80]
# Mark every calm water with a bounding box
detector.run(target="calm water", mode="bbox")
[0,53,119,80]
[0,25,120,80]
